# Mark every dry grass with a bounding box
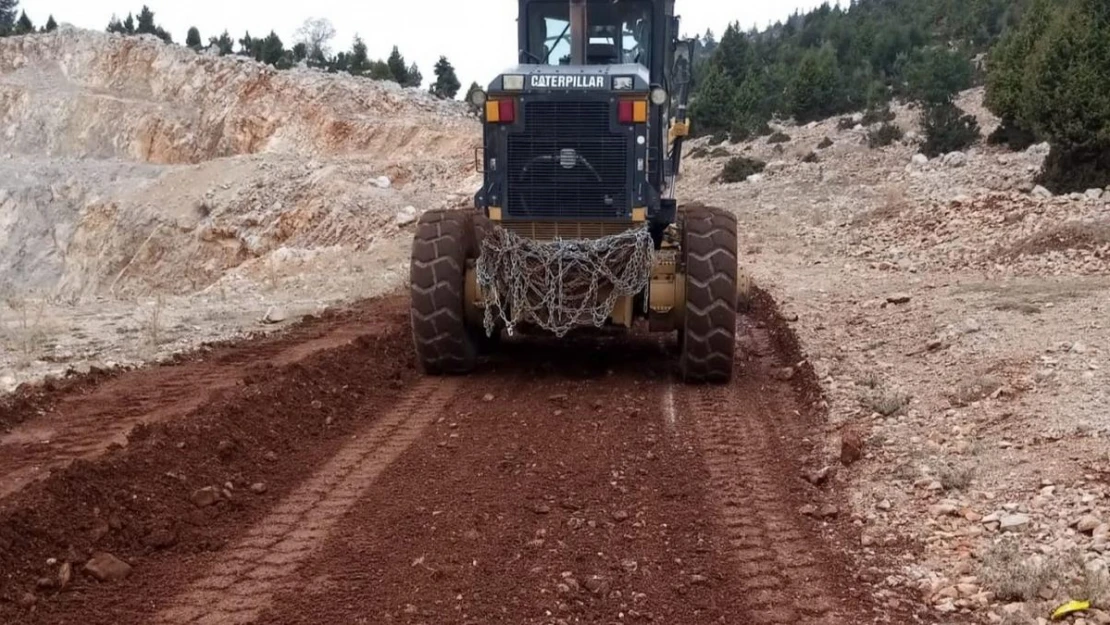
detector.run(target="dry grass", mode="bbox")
[3,294,52,367]
[948,374,1004,406]
[980,540,1102,604]
[934,460,976,492]
[143,294,165,350]
[860,388,911,416]
[850,185,909,227]
[995,219,1110,260]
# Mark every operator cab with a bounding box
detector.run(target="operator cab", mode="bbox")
[472,0,692,243]
[524,0,655,68]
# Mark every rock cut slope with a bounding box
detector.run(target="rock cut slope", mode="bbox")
[0,27,480,299]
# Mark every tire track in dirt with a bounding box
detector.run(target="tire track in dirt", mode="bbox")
[677,304,884,625]
[0,311,389,500]
[153,379,458,625]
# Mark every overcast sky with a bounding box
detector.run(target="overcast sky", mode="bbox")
[20,1,839,92]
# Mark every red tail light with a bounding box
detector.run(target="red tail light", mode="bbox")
[618,100,634,124]
[498,99,516,123]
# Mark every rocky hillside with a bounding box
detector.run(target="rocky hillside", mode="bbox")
[0,26,480,299]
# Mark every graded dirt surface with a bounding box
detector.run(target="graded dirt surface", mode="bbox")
[0,292,930,625]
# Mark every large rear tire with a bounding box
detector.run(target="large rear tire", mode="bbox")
[410,210,478,375]
[680,205,738,384]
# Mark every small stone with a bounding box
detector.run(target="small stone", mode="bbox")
[690,574,710,585]
[548,394,568,403]
[395,206,418,227]
[942,151,967,167]
[250,482,268,494]
[216,439,236,458]
[803,466,834,486]
[463,529,481,541]
[620,559,638,573]
[583,576,610,595]
[372,176,392,189]
[37,577,56,589]
[611,510,630,522]
[1077,515,1102,534]
[819,504,839,518]
[1032,185,1053,199]
[190,486,221,508]
[999,514,1031,531]
[58,561,73,589]
[911,154,929,166]
[929,503,959,518]
[263,451,279,462]
[84,553,132,582]
[800,504,819,517]
[17,592,36,608]
[482,393,494,402]
[887,293,912,305]
[746,173,764,184]
[840,429,863,466]
[1086,189,1104,201]
[530,502,551,515]
[772,367,796,381]
[262,306,288,324]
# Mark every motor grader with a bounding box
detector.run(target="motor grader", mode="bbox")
[409,0,739,383]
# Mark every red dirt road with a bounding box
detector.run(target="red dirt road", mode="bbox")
[0,293,929,624]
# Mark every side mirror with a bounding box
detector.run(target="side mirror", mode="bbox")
[671,38,695,88]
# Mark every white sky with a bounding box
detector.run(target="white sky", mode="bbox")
[19,0,839,93]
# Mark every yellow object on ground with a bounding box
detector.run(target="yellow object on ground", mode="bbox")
[1051,600,1090,620]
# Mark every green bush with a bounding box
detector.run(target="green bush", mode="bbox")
[817,137,834,149]
[802,151,820,163]
[1037,143,1110,194]
[922,102,980,157]
[985,0,1110,191]
[862,106,896,126]
[729,123,751,144]
[837,117,857,131]
[868,123,905,148]
[767,131,792,144]
[987,121,1038,151]
[716,157,767,184]
[709,147,731,158]
[707,131,729,146]
[686,146,709,159]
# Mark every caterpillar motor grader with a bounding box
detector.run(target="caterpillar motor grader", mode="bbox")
[409,0,739,383]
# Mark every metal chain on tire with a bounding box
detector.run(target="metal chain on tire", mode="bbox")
[475,226,655,338]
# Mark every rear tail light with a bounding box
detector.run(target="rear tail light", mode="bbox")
[486,99,516,124]
[618,99,648,124]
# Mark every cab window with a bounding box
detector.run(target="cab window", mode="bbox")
[525,1,652,67]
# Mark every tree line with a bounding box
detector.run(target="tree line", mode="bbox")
[689,0,1107,192]
[0,3,464,99]
[0,0,57,36]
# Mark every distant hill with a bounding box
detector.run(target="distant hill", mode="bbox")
[688,0,1033,134]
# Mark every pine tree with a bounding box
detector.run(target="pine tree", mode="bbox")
[430,56,461,98]
[123,13,135,34]
[348,36,371,76]
[404,62,422,88]
[331,52,349,74]
[107,15,124,34]
[13,9,32,35]
[136,6,155,35]
[369,60,393,80]
[0,0,17,35]
[44,15,57,32]
[688,65,739,134]
[386,46,408,85]
[260,32,287,68]
[715,23,753,84]
[787,46,844,123]
[186,27,202,50]
[238,32,256,58]
[209,31,234,56]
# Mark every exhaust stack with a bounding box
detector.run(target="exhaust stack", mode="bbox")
[569,0,587,65]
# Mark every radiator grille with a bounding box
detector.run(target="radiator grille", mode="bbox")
[506,100,629,220]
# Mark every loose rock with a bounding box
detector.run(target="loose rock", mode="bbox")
[84,552,132,582]
[191,486,222,508]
